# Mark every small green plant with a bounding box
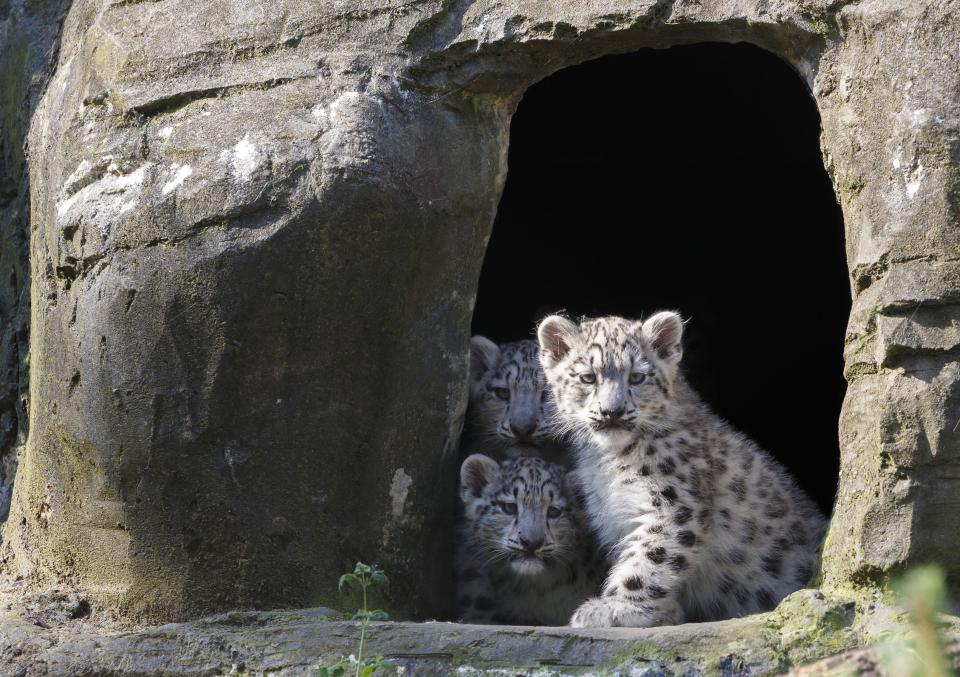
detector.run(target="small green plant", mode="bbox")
[879,565,956,677]
[318,562,392,677]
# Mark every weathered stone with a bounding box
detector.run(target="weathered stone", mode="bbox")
[0,0,958,642]
[2,590,953,676]
[877,260,960,314]
[0,0,71,524]
[816,0,960,598]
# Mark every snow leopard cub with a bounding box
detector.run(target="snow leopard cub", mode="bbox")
[537,312,827,628]
[456,454,604,625]
[462,337,565,461]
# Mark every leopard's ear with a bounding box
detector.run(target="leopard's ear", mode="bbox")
[460,454,500,499]
[469,336,500,391]
[537,315,578,369]
[641,311,684,365]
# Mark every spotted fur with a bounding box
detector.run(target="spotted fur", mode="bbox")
[455,454,604,625]
[462,337,566,461]
[537,312,827,628]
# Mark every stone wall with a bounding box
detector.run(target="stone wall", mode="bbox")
[0,0,957,624]
[0,0,70,523]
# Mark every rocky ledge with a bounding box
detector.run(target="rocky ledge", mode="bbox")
[2,589,958,676]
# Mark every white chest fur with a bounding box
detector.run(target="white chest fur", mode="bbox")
[573,443,658,554]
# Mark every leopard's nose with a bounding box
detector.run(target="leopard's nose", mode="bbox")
[518,534,544,553]
[511,420,537,438]
[599,405,625,420]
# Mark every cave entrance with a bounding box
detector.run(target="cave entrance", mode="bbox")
[472,42,849,513]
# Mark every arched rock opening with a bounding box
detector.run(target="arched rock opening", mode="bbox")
[474,43,848,512]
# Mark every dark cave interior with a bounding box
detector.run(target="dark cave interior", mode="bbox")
[472,42,850,513]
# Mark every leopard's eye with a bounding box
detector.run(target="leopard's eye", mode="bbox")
[499,502,518,515]
[629,372,647,385]
[493,387,510,401]
[547,506,562,519]
[579,373,596,385]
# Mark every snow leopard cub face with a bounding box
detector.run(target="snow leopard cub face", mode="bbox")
[467,338,551,452]
[460,454,581,576]
[536,312,684,450]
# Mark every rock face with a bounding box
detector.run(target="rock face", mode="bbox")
[0,0,71,524]
[0,0,958,626]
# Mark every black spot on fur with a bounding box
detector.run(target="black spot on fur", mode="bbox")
[668,554,687,571]
[730,549,747,565]
[606,586,618,597]
[741,518,757,544]
[649,523,663,534]
[647,585,668,599]
[765,495,790,519]
[674,505,693,525]
[697,508,712,527]
[640,465,650,476]
[661,486,678,502]
[658,457,676,475]
[652,497,662,508]
[729,477,747,500]
[677,530,696,547]
[624,576,644,591]
[756,588,776,610]
[762,553,783,577]
[646,547,667,564]
[789,520,809,546]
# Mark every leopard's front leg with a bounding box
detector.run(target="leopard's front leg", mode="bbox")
[570,508,701,628]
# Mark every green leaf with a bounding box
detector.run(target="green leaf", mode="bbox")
[338,573,359,592]
[353,610,369,622]
[370,571,389,587]
[354,562,373,576]
[360,655,384,676]
[368,609,390,622]
[318,665,347,677]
